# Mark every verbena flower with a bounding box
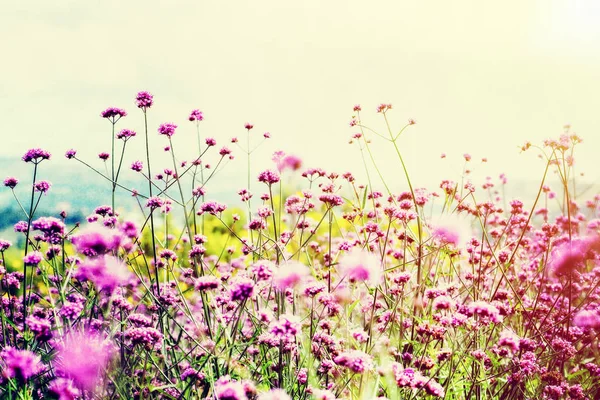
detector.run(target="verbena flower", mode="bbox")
[272,261,309,290]
[135,91,154,109]
[257,170,280,185]
[23,251,43,266]
[3,177,18,188]
[158,123,177,137]
[100,107,127,120]
[0,347,42,382]
[22,148,51,163]
[34,180,52,194]
[116,128,136,140]
[71,225,122,257]
[189,109,204,121]
[229,278,255,302]
[57,330,113,391]
[74,255,131,293]
[338,248,381,286]
[65,149,77,159]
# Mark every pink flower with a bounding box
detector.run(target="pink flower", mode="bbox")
[338,248,381,286]
[0,347,42,382]
[71,225,122,257]
[333,350,372,373]
[550,236,600,276]
[573,310,600,329]
[74,255,131,293]
[272,261,309,290]
[57,331,113,391]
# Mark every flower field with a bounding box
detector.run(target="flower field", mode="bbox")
[1,92,599,399]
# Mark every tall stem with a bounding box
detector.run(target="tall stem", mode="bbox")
[168,137,197,275]
[111,121,116,212]
[143,111,160,297]
[22,162,38,335]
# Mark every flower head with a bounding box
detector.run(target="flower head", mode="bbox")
[22,148,51,163]
[100,107,127,120]
[333,350,372,373]
[116,128,136,140]
[338,248,381,286]
[131,160,143,172]
[0,347,42,382]
[65,149,77,159]
[272,261,309,290]
[23,251,43,266]
[189,109,204,122]
[135,91,154,109]
[71,225,122,257]
[229,278,255,302]
[258,170,280,185]
[57,330,113,391]
[3,177,18,189]
[75,255,131,293]
[158,123,177,137]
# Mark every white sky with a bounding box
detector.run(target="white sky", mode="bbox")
[2,0,600,195]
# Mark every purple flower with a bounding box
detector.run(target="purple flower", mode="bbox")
[257,170,280,185]
[48,378,80,399]
[131,160,144,172]
[158,123,177,137]
[573,310,600,329]
[125,327,163,350]
[135,91,154,109]
[65,149,77,159]
[23,251,43,266]
[272,261,309,290]
[338,248,381,286]
[214,378,248,400]
[74,255,131,293]
[268,314,300,341]
[318,194,343,207]
[0,239,12,252]
[194,276,220,291]
[333,350,372,373]
[146,196,164,209]
[116,128,136,140]
[197,201,227,215]
[22,148,51,163]
[189,109,204,122]
[31,217,66,244]
[57,331,113,391]
[34,180,52,194]
[98,152,110,161]
[14,221,28,233]
[0,347,42,382]
[3,177,18,189]
[26,315,52,341]
[219,147,232,156]
[71,225,122,256]
[244,123,254,130]
[229,278,255,302]
[100,107,127,121]
[128,313,153,327]
[205,137,217,147]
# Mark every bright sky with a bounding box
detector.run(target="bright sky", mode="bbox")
[2,0,600,195]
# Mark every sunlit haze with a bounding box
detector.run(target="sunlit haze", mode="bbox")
[3,0,600,195]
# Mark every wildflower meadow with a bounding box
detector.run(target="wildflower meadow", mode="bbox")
[1,92,599,400]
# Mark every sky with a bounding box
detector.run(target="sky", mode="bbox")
[2,0,600,199]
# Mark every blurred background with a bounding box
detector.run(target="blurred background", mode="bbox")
[1,0,599,223]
